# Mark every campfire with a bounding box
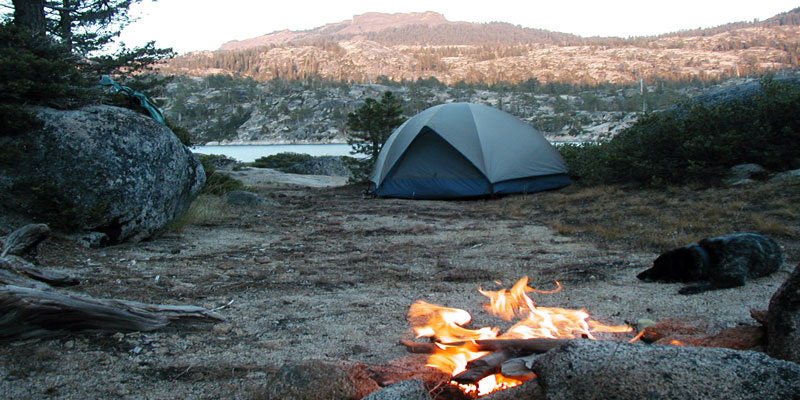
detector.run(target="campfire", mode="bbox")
[402,277,635,397]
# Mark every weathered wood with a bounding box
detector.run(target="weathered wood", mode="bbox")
[1,255,78,287]
[1,224,50,257]
[0,225,224,342]
[400,338,570,355]
[0,285,224,341]
[452,348,517,384]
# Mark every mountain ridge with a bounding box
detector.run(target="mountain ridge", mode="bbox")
[164,9,800,85]
[220,11,453,50]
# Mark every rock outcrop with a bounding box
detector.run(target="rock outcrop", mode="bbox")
[0,105,205,244]
[531,340,800,400]
[767,263,800,363]
[285,156,353,178]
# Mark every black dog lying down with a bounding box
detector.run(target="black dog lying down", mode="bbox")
[637,233,783,295]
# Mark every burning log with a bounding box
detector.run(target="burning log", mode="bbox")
[405,277,634,397]
[451,348,517,384]
[499,355,537,380]
[400,338,569,355]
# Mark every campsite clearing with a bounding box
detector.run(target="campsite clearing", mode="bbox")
[1,174,798,399]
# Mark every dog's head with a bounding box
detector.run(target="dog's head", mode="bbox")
[637,246,702,282]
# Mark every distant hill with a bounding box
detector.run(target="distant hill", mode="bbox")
[162,9,800,85]
[219,11,582,49]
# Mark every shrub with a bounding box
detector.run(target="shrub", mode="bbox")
[560,76,800,187]
[251,152,314,170]
[556,142,610,185]
[197,154,244,195]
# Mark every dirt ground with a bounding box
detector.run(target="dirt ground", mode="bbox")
[1,169,795,399]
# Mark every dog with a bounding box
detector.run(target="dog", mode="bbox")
[637,233,783,294]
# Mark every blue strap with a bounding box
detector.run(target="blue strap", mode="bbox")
[99,75,165,124]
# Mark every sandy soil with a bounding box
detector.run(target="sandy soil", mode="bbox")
[1,169,794,399]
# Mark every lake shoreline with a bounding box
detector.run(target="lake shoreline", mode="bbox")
[191,143,356,163]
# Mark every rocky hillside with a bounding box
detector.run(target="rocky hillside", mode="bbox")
[162,9,800,85]
[158,72,730,145]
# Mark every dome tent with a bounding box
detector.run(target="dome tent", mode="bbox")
[369,102,570,199]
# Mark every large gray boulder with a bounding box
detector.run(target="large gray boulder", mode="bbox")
[768,263,800,362]
[285,156,352,178]
[0,105,205,244]
[531,340,800,400]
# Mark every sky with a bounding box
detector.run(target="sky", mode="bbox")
[118,1,800,54]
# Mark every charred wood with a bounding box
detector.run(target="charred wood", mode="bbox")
[451,348,517,384]
[400,338,570,355]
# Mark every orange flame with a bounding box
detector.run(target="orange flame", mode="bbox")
[407,277,632,397]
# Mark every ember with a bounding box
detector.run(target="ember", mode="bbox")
[405,277,633,397]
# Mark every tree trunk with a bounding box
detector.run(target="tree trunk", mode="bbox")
[58,0,75,53]
[11,0,46,33]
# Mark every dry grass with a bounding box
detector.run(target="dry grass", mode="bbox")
[165,194,240,232]
[500,180,800,256]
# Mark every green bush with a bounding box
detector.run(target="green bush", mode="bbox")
[557,142,610,185]
[197,154,244,195]
[251,152,314,170]
[201,172,244,195]
[560,76,800,187]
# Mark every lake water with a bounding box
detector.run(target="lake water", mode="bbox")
[190,144,355,163]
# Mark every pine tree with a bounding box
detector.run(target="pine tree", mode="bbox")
[2,0,173,75]
[346,91,405,162]
[345,91,405,181]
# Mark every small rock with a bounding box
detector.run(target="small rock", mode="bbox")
[362,379,431,400]
[78,232,109,248]
[728,163,768,181]
[222,190,268,207]
[769,168,800,182]
[212,323,233,335]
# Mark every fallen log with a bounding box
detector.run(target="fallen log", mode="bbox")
[1,224,50,257]
[1,256,79,287]
[0,224,224,342]
[400,338,570,355]
[0,284,224,341]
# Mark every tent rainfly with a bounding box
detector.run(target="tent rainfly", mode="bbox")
[369,102,570,199]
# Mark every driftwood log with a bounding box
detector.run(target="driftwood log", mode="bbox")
[1,223,50,257]
[0,224,223,341]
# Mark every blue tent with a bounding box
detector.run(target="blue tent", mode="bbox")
[369,103,570,199]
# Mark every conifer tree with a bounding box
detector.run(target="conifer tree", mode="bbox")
[2,0,173,75]
[346,91,405,162]
[345,91,405,182]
